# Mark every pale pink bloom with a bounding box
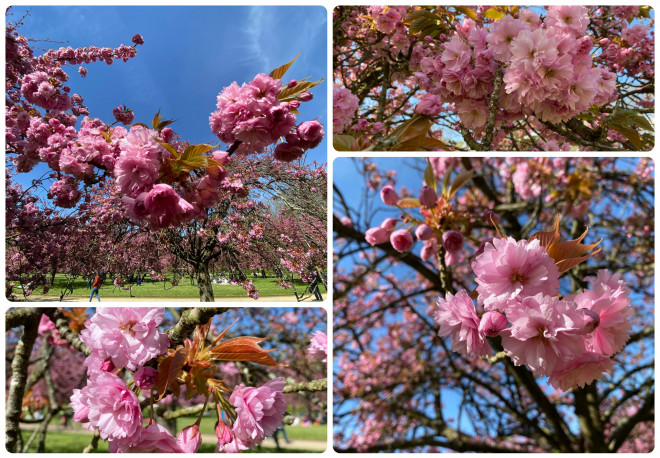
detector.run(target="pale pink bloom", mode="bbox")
[307,330,327,363]
[548,352,615,391]
[441,36,471,72]
[455,98,488,130]
[38,314,56,334]
[134,366,159,390]
[567,270,633,356]
[144,184,195,229]
[390,229,413,252]
[501,294,583,376]
[75,372,142,443]
[478,311,508,337]
[230,378,287,447]
[110,423,181,453]
[333,85,360,133]
[415,93,443,117]
[380,185,399,205]
[177,424,202,453]
[487,15,528,62]
[435,290,491,356]
[418,185,437,207]
[473,237,560,309]
[70,388,91,426]
[373,7,401,34]
[518,9,541,27]
[79,307,169,371]
[546,6,589,35]
[114,143,160,197]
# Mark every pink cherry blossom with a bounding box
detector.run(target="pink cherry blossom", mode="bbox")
[230,378,287,447]
[435,290,491,356]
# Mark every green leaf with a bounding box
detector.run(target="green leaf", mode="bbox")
[156,140,181,160]
[611,109,654,132]
[406,10,443,36]
[484,8,504,20]
[610,124,642,149]
[397,197,421,208]
[453,6,477,20]
[424,159,436,191]
[269,52,301,80]
[333,134,355,151]
[448,169,474,199]
[278,77,325,102]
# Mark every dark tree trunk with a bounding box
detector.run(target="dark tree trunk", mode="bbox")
[196,262,214,302]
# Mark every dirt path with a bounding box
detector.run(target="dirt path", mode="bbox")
[21,295,324,303]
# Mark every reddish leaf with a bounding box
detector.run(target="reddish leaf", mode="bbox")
[156,346,188,400]
[210,336,279,366]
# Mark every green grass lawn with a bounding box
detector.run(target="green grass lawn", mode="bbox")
[39,273,325,299]
[179,416,326,441]
[20,429,321,453]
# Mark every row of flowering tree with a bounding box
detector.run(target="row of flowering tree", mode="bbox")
[6,11,327,301]
[333,5,654,151]
[6,307,327,453]
[333,157,654,452]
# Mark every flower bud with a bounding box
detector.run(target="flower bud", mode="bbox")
[177,424,202,453]
[365,227,390,245]
[576,308,600,334]
[289,100,301,109]
[418,185,437,207]
[442,230,464,252]
[478,311,508,337]
[299,92,313,102]
[415,224,434,241]
[420,239,437,261]
[296,121,324,149]
[287,79,298,88]
[134,366,158,390]
[161,127,175,143]
[380,218,398,231]
[339,216,353,229]
[380,185,399,206]
[99,358,115,372]
[390,229,414,253]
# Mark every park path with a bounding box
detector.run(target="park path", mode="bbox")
[23,295,324,303]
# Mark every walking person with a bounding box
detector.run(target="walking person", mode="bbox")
[89,273,102,302]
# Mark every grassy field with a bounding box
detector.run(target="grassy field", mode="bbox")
[38,273,325,299]
[177,416,327,441]
[20,428,323,453]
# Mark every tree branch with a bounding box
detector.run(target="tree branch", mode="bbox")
[167,307,230,344]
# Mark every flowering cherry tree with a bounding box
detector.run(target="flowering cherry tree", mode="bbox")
[333,6,654,151]
[6,12,326,300]
[334,157,654,452]
[6,307,327,453]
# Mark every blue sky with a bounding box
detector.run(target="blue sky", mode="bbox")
[8,5,327,188]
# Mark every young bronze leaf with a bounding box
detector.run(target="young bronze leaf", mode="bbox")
[278,77,325,101]
[447,169,474,199]
[156,140,181,159]
[152,110,162,130]
[156,346,188,400]
[211,318,240,347]
[529,216,561,248]
[397,197,421,208]
[424,159,436,191]
[157,119,176,131]
[210,336,279,366]
[269,52,301,80]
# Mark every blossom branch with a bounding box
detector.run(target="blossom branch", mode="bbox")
[6,313,41,452]
[167,307,230,344]
[480,65,504,150]
[282,378,327,393]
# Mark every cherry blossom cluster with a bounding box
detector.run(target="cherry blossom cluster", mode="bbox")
[69,308,288,453]
[413,6,617,128]
[333,85,360,133]
[434,237,632,391]
[209,73,324,161]
[307,330,328,363]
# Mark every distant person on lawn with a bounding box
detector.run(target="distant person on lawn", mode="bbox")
[89,273,102,302]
